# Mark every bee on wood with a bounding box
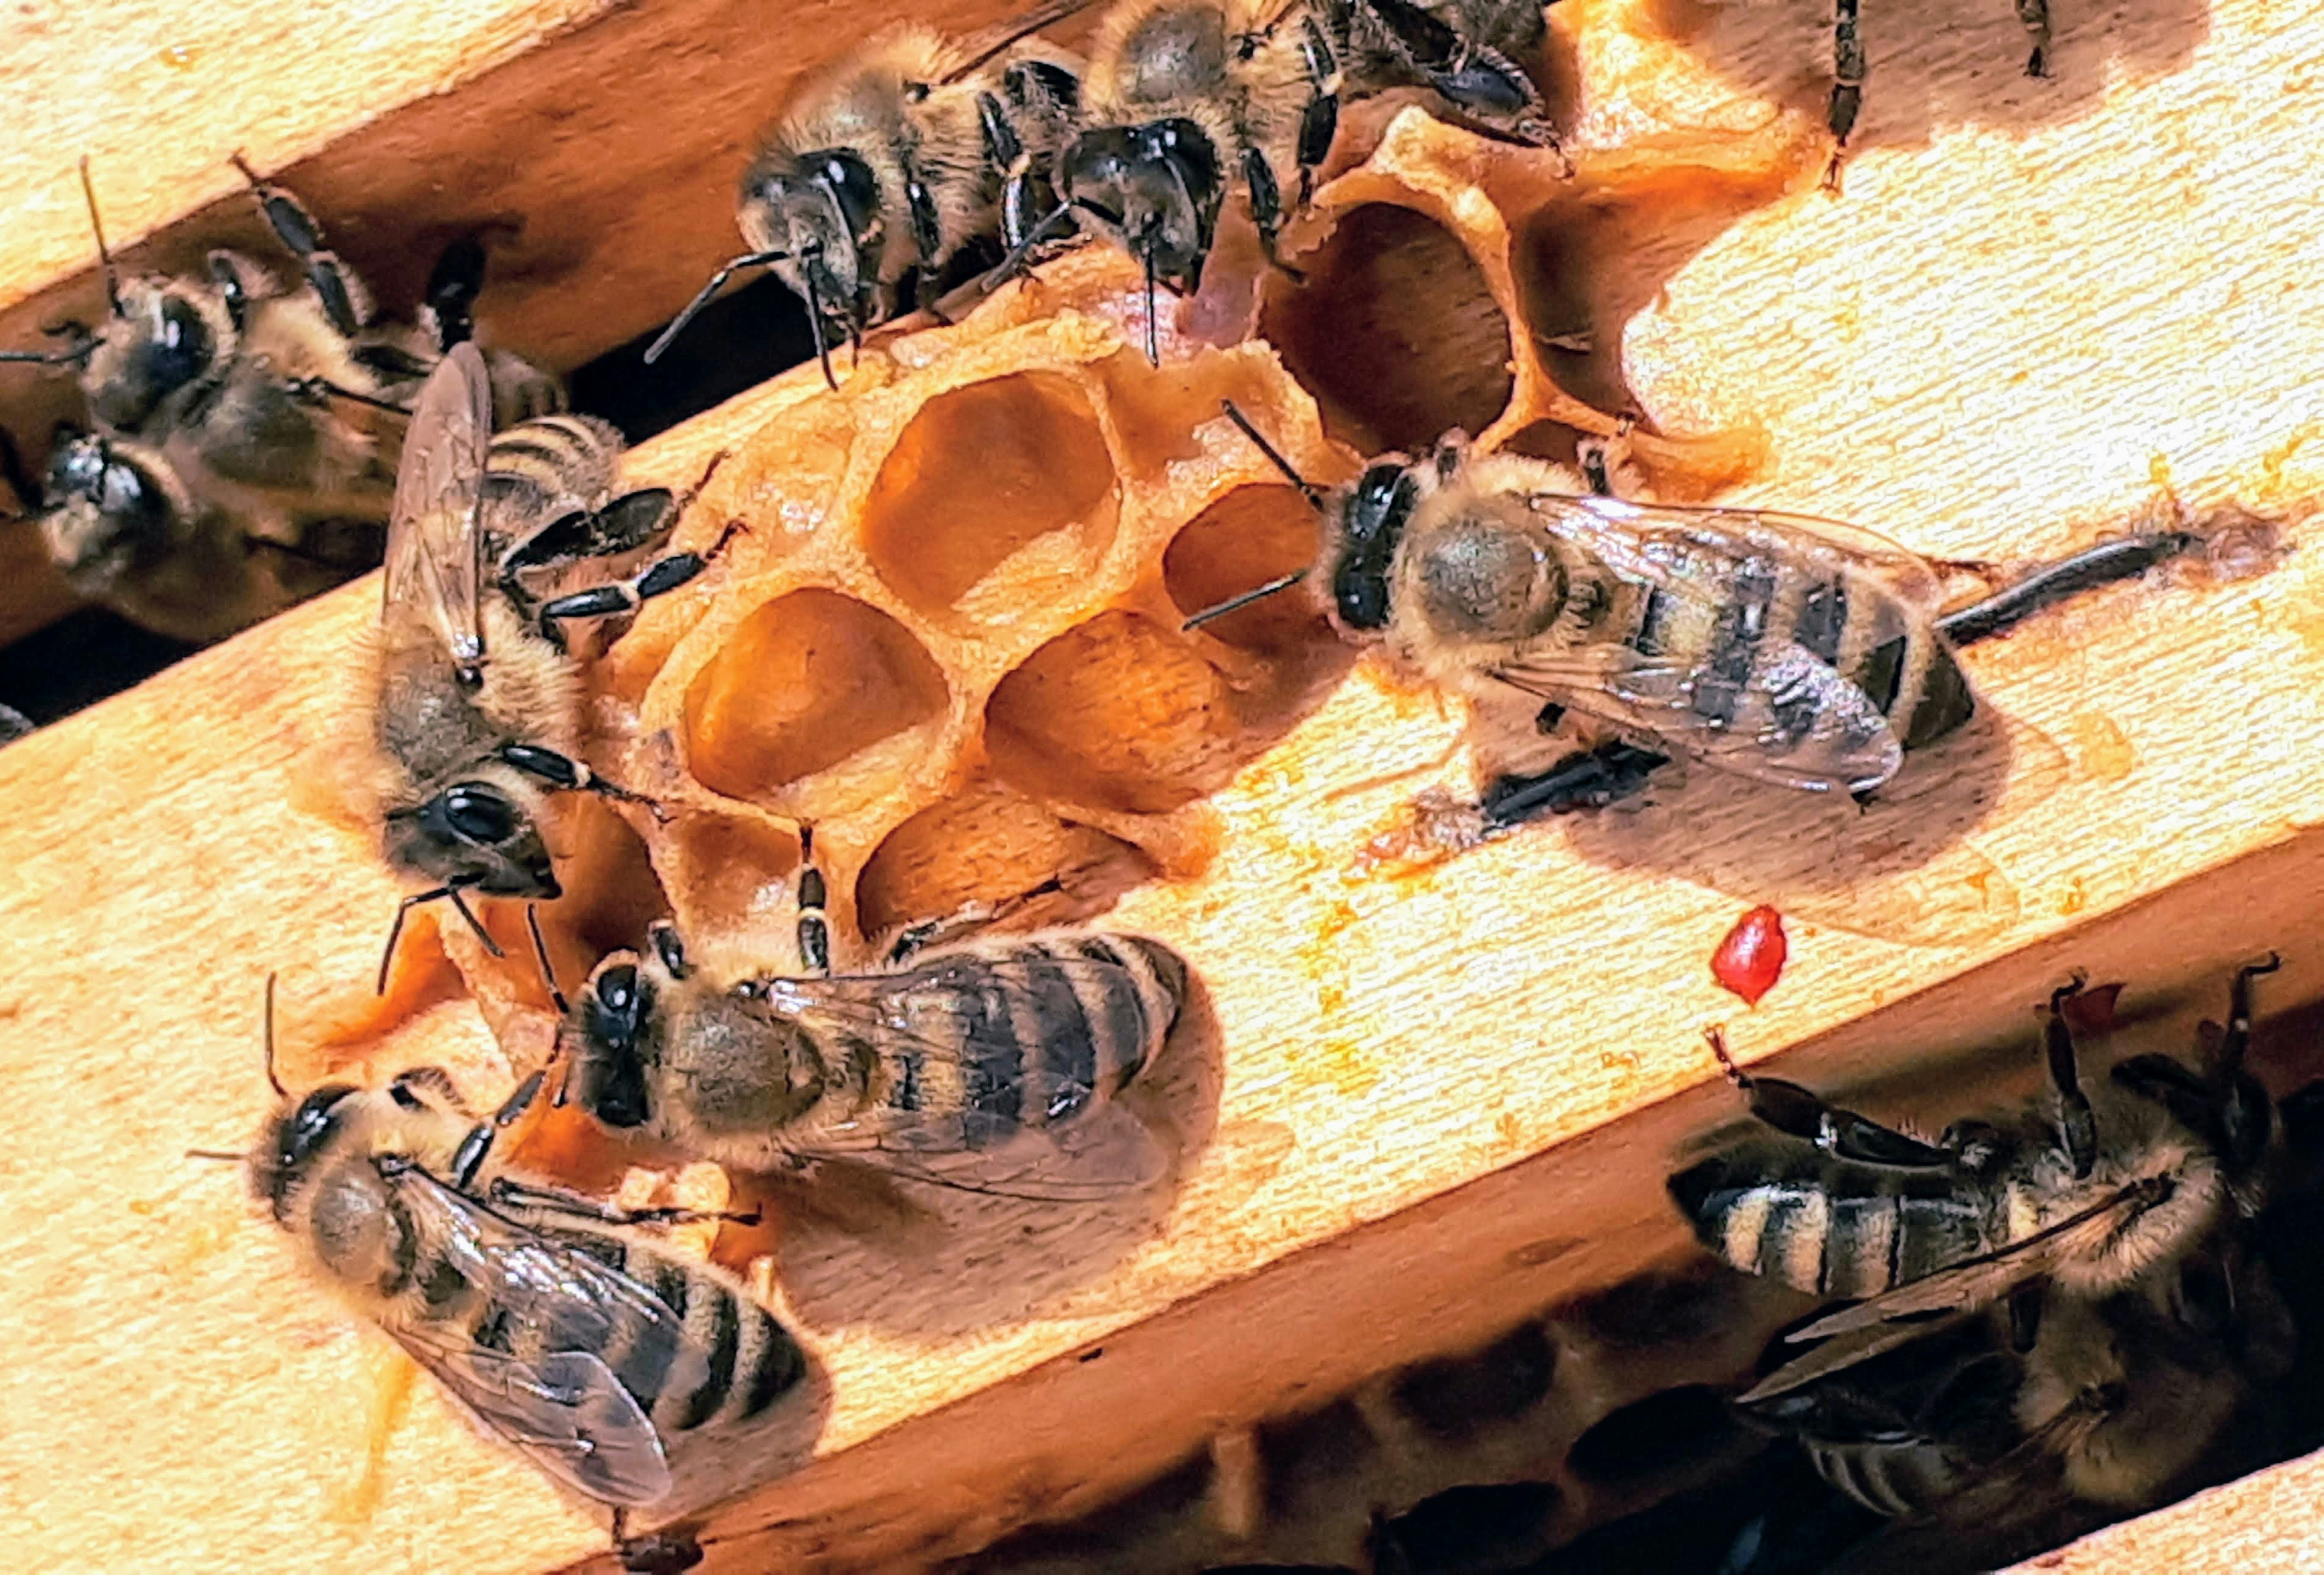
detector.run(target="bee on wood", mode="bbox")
[647,3,1094,385]
[214,985,809,1542]
[555,843,1191,1201]
[1671,959,2286,1384]
[367,341,735,992]
[1,157,558,640]
[1188,408,2194,825]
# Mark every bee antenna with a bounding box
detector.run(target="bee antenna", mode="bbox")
[289,376,411,417]
[526,904,569,1015]
[643,248,789,366]
[78,158,122,318]
[262,972,287,1098]
[1142,244,1160,366]
[1218,400,1322,505]
[1181,570,1309,630]
[185,1148,245,1164]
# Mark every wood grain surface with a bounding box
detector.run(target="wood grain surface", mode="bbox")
[0,0,2320,1571]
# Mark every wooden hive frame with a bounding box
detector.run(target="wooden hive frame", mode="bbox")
[3,0,2324,1571]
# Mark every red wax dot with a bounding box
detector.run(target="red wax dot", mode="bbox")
[1712,906,1788,1006]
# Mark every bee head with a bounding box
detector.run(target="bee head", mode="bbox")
[387,781,559,900]
[38,430,179,585]
[1061,120,1224,294]
[83,276,232,431]
[251,1083,362,1221]
[572,957,657,1130]
[744,149,883,331]
[1322,461,1421,635]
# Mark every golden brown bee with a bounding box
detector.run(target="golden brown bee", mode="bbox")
[649,4,1092,384]
[230,1007,809,1534]
[367,342,733,990]
[1672,959,2285,1371]
[1193,410,2193,824]
[2,158,558,641]
[557,852,1191,1201]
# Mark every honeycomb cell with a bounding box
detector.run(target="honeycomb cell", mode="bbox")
[1566,1386,1742,1484]
[1263,203,1515,455]
[1165,486,1331,653]
[854,778,1148,942]
[1373,1482,1563,1573]
[861,371,1119,623]
[659,811,803,936]
[684,589,948,801]
[985,611,1244,815]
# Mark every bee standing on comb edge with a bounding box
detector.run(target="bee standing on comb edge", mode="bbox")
[199,980,809,1557]
[1184,405,2199,826]
[550,835,1192,1202]
[1,157,560,642]
[645,1,1097,385]
[365,342,741,994]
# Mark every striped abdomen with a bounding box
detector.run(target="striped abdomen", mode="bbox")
[1666,1147,1989,1299]
[482,413,623,529]
[859,932,1189,1143]
[1600,547,1975,756]
[415,1225,806,1439]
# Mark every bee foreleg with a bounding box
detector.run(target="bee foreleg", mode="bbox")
[229,152,369,337]
[487,1175,762,1229]
[1823,0,1866,191]
[1705,1026,1955,1168]
[494,743,670,823]
[2043,979,2100,1180]
[422,235,488,351]
[1480,741,1668,827]
[447,1068,547,1190]
[533,524,739,637]
[1295,18,1342,210]
[1239,148,1303,282]
[377,880,502,994]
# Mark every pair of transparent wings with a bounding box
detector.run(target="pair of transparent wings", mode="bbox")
[1482,495,1947,795]
[383,341,494,668]
[751,950,1170,1203]
[385,1162,696,1508]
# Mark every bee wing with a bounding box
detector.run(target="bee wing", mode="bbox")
[1788,1180,2166,1342]
[1489,495,1951,792]
[945,0,1105,79]
[385,1164,701,1506]
[384,340,493,668]
[1743,1310,1981,1404]
[759,955,1170,1201]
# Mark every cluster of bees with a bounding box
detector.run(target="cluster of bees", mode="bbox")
[10,0,2294,1570]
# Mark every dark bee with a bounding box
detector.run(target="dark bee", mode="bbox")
[1190,410,2193,825]
[245,1052,809,1532]
[558,853,1190,1200]
[648,3,1094,384]
[367,342,733,990]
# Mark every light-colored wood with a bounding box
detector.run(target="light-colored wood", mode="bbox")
[2012,1443,2324,1573]
[1,3,2321,1574]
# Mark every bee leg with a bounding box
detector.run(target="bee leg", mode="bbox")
[447,1068,548,1191]
[1294,18,1342,211]
[388,1065,473,1117]
[487,1175,763,1229]
[2018,0,2052,76]
[495,743,670,823]
[1481,741,1668,826]
[1704,1027,1956,1167]
[1823,0,1866,191]
[795,831,832,976]
[2043,978,2101,1180]
[228,152,370,336]
[1240,148,1305,283]
[533,521,744,639]
[1933,532,2196,647]
[422,235,488,351]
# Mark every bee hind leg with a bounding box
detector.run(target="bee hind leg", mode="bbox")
[228,152,371,336]
[1481,741,1668,826]
[2043,976,2101,1179]
[2018,0,2052,75]
[1704,1026,1956,1168]
[533,519,745,639]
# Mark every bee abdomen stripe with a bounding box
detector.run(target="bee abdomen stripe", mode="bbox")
[671,1278,742,1432]
[1692,557,1778,726]
[1013,948,1096,1126]
[1628,586,1678,659]
[1069,936,1160,1088]
[739,1307,808,1418]
[958,966,1025,1142]
[1795,577,1848,664]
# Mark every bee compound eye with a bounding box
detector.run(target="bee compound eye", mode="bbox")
[442,786,518,846]
[594,964,640,1018]
[148,296,214,390]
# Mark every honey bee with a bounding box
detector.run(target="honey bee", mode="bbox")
[1325,0,1552,142]
[229,993,810,1536]
[2,158,558,640]
[648,2,1094,385]
[1669,959,2286,1382]
[557,846,1191,1200]
[38,427,377,642]
[1192,410,2193,825]
[368,341,733,991]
